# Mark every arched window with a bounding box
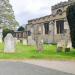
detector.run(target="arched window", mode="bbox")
[57,9,62,15]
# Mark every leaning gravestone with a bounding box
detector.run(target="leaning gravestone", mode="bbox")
[4,33,15,53]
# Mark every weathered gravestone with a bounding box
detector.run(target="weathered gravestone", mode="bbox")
[57,40,72,53]
[64,29,72,52]
[67,41,72,49]
[4,33,15,53]
[0,29,3,43]
[34,29,44,52]
[65,40,72,52]
[14,38,20,44]
[27,36,36,45]
[36,38,43,52]
[57,42,63,52]
[23,39,27,45]
[57,40,65,52]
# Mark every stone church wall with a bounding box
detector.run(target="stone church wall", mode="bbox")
[26,0,73,44]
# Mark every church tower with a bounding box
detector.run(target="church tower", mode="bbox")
[68,0,75,2]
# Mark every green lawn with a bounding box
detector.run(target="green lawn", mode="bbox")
[0,43,75,60]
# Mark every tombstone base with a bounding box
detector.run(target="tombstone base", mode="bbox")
[36,43,43,52]
[4,50,15,53]
[57,47,63,52]
[65,48,70,52]
[37,48,43,52]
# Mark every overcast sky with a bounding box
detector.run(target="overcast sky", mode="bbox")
[9,0,68,26]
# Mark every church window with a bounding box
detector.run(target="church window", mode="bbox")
[56,20,64,34]
[44,22,49,34]
[28,31,31,36]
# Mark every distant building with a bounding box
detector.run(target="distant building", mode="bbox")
[14,31,28,39]
[26,0,75,44]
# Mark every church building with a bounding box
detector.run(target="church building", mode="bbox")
[26,0,75,44]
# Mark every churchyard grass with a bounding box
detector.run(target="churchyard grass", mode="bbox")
[0,43,75,60]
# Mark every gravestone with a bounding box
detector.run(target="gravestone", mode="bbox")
[27,36,36,45]
[57,40,65,52]
[65,41,72,52]
[0,29,3,43]
[34,26,44,52]
[0,38,2,43]
[4,33,15,53]
[14,38,20,44]
[16,40,20,43]
[23,39,27,45]
[35,35,43,52]
[67,41,72,48]
[39,39,43,51]
[64,29,72,52]
[36,39,43,52]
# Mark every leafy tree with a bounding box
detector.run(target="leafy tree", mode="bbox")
[0,0,19,30]
[66,3,75,48]
[17,26,25,31]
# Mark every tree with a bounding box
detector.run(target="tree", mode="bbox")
[17,26,25,31]
[0,0,19,30]
[66,3,75,48]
